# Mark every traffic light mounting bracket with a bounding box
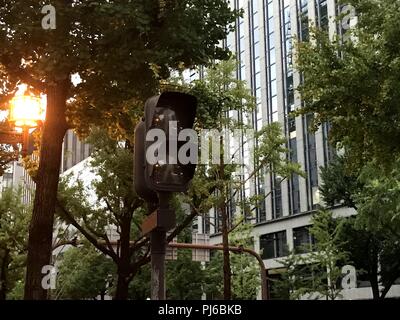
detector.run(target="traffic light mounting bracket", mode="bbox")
[141,207,176,236]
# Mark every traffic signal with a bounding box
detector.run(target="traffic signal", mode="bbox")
[144,91,197,192]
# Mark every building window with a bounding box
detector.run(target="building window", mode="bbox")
[293,226,315,253]
[260,230,288,259]
[315,0,328,30]
[298,0,309,41]
[202,213,211,234]
[251,0,262,132]
[265,0,278,123]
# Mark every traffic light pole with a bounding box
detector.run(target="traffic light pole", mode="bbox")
[150,229,166,300]
[150,192,172,300]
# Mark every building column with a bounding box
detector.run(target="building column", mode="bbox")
[286,227,294,252]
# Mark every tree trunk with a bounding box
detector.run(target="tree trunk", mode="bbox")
[369,248,380,300]
[221,203,231,300]
[100,290,106,300]
[114,215,132,300]
[24,83,68,300]
[219,151,231,300]
[370,272,380,300]
[0,249,10,300]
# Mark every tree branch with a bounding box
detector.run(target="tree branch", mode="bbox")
[129,236,149,256]
[0,54,47,92]
[52,237,78,250]
[102,231,118,261]
[55,198,118,262]
[104,198,116,216]
[227,216,244,235]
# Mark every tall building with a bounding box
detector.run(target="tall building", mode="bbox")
[193,0,400,299]
[61,130,92,173]
[0,129,91,205]
[0,159,35,205]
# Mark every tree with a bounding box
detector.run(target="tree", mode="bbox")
[319,154,362,210]
[307,210,348,300]
[203,219,260,300]
[271,251,317,300]
[274,210,348,300]
[127,264,151,300]
[166,249,205,300]
[183,58,303,299]
[295,0,400,169]
[188,57,255,300]
[229,219,260,300]
[0,1,239,299]
[57,129,206,300]
[0,187,30,300]
[56,130,147,300]
[319,155,400,299]
[348,159,400,299]
[123,240,206,300]
[55,244,115,300]
[58,57,300,301]
[288,0,400,299]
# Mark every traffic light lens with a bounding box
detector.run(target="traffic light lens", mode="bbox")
[153,164,186,186]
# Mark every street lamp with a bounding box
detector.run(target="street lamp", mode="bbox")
[4,91,45,157]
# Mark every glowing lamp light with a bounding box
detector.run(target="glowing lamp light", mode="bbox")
[9,94,46,129]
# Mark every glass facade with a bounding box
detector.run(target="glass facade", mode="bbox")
[298,0,309,42]
[260,230,288,259]
[293,225,315,253]
[201,0,343,244]
[265,0,278,123]
[315,0,328,30]
[62,130,92,172]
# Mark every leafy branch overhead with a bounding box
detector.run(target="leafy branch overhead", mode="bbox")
[0,1,240,138]
[295,0,400,169]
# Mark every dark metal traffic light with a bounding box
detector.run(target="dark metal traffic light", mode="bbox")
[133,91,197,301]
[134,91,197,197]
[143,91,197,192]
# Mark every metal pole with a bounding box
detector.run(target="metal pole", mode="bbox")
[150,192,171,300]
[150,229,166,300]
[21,126,29,157]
